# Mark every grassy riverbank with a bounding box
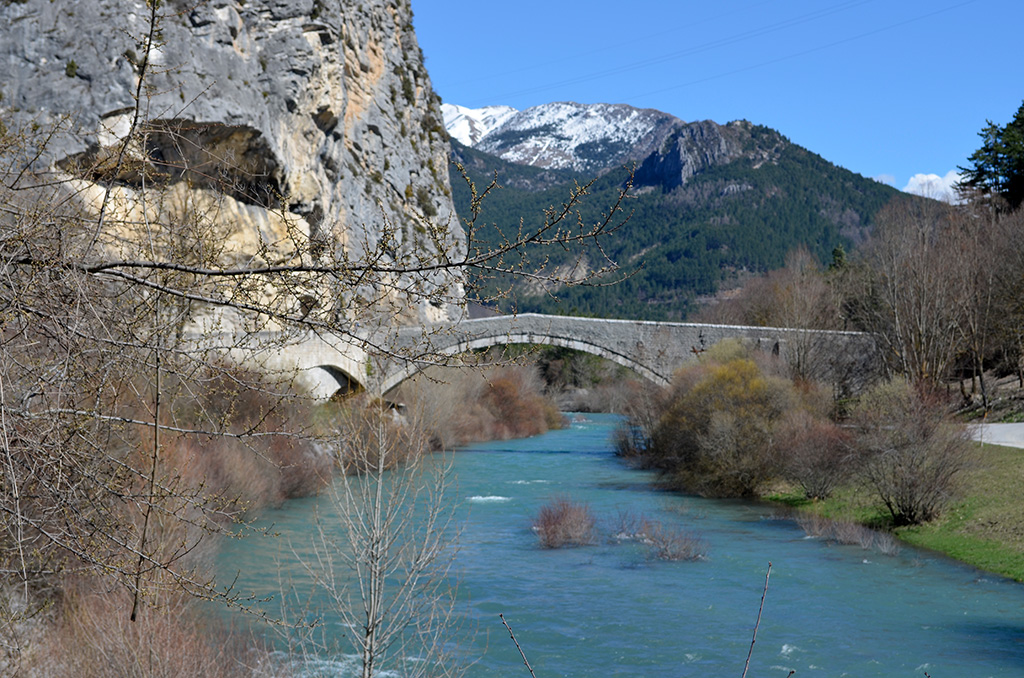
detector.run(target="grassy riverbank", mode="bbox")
[769,440,1024,582]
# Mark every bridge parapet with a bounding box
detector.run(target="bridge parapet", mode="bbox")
[200,314,880,400]
[380,314,880,396]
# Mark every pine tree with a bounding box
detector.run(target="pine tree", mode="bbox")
[958,100,1024,211]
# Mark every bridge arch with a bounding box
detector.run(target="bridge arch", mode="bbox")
[378,331,666,395]
[315,364,366,399]
[295,363,367,401]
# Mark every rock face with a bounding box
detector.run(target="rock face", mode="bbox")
[449,101,681,175]
[443,103,787,190]
[0,0,463,324]
[633,120,784,192]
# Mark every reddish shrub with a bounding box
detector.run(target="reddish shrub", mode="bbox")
[397,365,563,447]
[533,498,596,548]
[482,367,562,440]
[28,581,268,678]
[612,511,707,561]
[639,519,707,561]
[776,410,854,500]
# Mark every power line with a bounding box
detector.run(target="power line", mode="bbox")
[624,0,978,104]
[436,0,779,89]
[451,0,976,109]
[472,0,877,104]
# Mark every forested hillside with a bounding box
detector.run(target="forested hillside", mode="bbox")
[451,124,900,320]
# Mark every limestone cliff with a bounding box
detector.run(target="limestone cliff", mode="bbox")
[0,0,462,324]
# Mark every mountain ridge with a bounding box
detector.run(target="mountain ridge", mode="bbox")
[441,103,518,146]
[445,101,681,174]
[446,102,898,320]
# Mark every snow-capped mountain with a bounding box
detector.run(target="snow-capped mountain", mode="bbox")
[447,101,901,322]
[441,103,518,147]
[445,101,681,174]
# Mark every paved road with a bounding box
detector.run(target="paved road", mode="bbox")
[968,423,1024,449]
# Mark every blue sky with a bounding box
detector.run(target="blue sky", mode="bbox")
[412,0,1021,199]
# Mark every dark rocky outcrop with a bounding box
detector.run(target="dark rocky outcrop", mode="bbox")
[633,120,785,192]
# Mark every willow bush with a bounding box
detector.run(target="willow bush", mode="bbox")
[649,354,796,497]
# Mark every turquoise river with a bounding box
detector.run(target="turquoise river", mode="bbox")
[215,413,1024,677]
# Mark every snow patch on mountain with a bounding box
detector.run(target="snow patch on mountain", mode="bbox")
[449,101,682,174]
[441,103,518,147]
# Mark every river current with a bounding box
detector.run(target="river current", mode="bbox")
[215,413,1024,677]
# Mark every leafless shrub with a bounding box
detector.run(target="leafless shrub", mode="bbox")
[533,498,596,549]
[333,395,426,474]
[397,364,563,448]
[775,409,855,500]
[795,513,900,555]
[25,581,268,678]
[831,519,876,549]
[793,512,830,538]
[613,421,650,461]
[874,532,901,556]
[850,379,973,525]
[611,511,706,561]
[300,401,462,678]
[480,366,563,439]
[613,379,669,465]
[395,369,485,450]
[640,519,707,561]
[151,365,333,514]
[611,510,648,541]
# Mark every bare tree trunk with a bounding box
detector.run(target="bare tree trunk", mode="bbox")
[853,198,968,388]
[296,393,462,678]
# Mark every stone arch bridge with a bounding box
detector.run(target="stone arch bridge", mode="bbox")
[244,313,879,400]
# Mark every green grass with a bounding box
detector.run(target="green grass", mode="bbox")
[896,522,1024,582]
[894,441,1024,581]
[767,486,893,529]
[767,441,1024,582]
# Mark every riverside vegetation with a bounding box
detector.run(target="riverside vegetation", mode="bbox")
[531,498,708,561]
[613,337,1024,580]
[2,350,564,676]
[614,97,1024,579]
